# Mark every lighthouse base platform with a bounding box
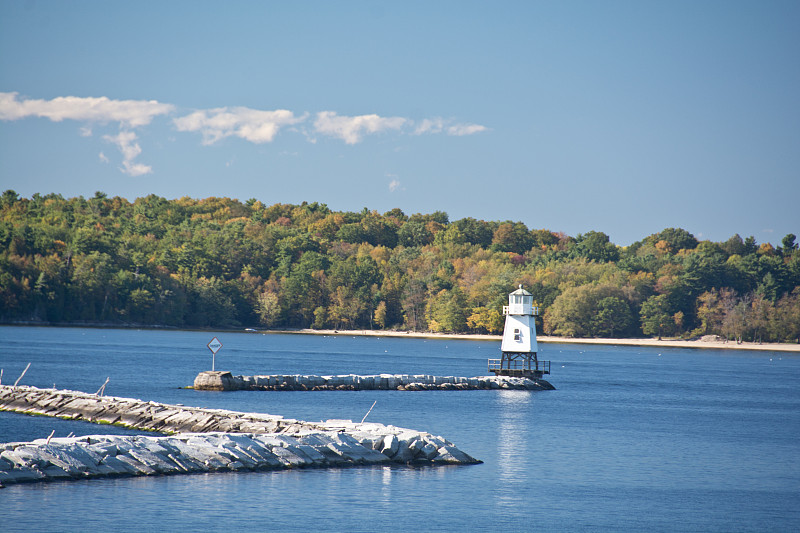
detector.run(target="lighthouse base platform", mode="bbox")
[488,355,550,380]
[489,368,549,380]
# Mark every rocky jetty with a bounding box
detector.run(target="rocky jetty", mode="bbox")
[0,385,480,487]
[193,371,555,391]
[0,430,474,488]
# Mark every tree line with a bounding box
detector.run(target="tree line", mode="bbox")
[1,190,798,343]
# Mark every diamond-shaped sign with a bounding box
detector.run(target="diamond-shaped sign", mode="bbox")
[207,337,223,354]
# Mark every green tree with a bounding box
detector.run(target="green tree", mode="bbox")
[452,218,493,248]
[396,220,432,247]
[467,306,503,334]
[647,228,698,253]
[767,288,800,342]
[328,285,363,329]
[188,277,238,327]
[593,296,634,337]
[282,251,328,326]
[780,234,797,256]
[426,288,468,333]
[574,231,620,262]
[312,306,328,329]
[336,223,368,244]
[640,294,674,339]
[128,288,155,322]
[373,301,388,329]
[401,278,427,330]
[544,284,630,337]
[361,212,398,248]
[721,234,747,256]
[256,289,281,327]
[1,190,20,209]
[696,289,725,335]
[491,222,533,254]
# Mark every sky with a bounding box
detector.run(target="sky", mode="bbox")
[1,0,798,247]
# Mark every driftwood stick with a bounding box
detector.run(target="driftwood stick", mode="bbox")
[13,363,31,387]
[360,400,377,424]
[46,429,55,445]
[96,377,110,396]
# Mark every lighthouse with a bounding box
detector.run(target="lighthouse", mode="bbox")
[488,285,550,379]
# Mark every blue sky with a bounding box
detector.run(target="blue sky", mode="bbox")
[1,0,798,246]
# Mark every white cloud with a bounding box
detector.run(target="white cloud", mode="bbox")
[1,91,486,176]
[173,107,305,145]
[413,116,487,137]
[103,131,151,176]
[0,92,173,176]
[314,111,407,144]
[447,123,487,136]
[414,117,446,135]
[1,92,487,142]
[386,173,404,192]
[0,92,174,128]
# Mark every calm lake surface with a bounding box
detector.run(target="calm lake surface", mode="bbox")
[1,326,799,532]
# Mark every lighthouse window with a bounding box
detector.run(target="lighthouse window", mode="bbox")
[514,328,520,341]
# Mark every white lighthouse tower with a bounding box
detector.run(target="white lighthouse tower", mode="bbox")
[488,285,550,379]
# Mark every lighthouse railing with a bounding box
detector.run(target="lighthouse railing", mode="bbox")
[503,305,539,316]
[488,358,550,375]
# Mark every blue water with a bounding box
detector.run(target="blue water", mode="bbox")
[1,326,799,532]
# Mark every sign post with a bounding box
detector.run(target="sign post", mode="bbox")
[207,336,223,371]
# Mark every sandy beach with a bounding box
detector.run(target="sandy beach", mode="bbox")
[274,329,800,353]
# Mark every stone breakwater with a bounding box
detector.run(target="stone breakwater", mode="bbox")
[193,371,556,391]
[0,431,471,488]
[0,385,480,487]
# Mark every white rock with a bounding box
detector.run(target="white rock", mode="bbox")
[380,434,399,457]
[270,446,308,467]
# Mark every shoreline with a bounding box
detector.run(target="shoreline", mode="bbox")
[2,322,797,353]
[275,328,800,353]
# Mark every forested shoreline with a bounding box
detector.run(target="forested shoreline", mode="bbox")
[1,191,798,343]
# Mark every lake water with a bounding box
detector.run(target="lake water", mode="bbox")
[1,326,799,532]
